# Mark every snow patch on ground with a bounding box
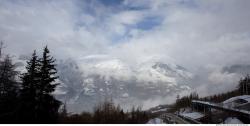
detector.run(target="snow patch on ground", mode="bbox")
[179,107,204,120]
[180,107,192,113]
[223,95,250,108]
[151,108,168,113]
[223,95,250,104]
[147,118,164,124]
[180,112,204,120]
[224,117,243,124]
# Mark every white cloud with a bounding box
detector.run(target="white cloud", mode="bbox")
[1,0,250,97]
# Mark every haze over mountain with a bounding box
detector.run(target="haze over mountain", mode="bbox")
[15,55,192,112]
[1,0,250,113]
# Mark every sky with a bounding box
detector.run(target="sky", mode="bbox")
[1,0,250,96]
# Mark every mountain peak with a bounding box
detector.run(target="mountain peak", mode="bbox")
[15,55,193,113]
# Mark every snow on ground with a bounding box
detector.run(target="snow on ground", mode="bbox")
[180,107,192,113]
[223,95,250,104]
[180,111,204,120]
[223,95,250,108]
[151,108,168,113]
[178,107,204,120]
[224,117,243,124]
[147,118,164,124]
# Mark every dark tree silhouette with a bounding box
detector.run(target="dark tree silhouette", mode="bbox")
[0,55,18,97]
[18,47,61,123]
[0,44,151,124]
[36,46,61,123]
[238,75,250,95]
[18,50,41,123]
[0,55,19,122]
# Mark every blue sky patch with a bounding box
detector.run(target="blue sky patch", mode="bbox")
[97,0,124,6]
[136,16,163,30]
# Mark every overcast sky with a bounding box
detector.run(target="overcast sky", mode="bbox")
[1,0,250,96]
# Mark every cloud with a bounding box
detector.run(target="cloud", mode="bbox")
[0,0,110,58]
[1,0,250,97]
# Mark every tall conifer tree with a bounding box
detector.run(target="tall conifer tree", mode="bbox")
[0,55,19,122]
[18,50,40,122]
[36,46,61,122]
[19,47,61,123]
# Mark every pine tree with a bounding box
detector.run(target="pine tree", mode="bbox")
[18,47,61,123]
[36,46,61,123]
[0,55,18,97]
[0,55,19,122]
[238,75,250,95]
[18,50,40,123]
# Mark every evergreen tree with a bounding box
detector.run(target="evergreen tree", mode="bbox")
[18,50,40,123]
[0,55,18,97]
[238,75,250,95]
[36,46,61,123]
[0,55,19,122]
[19,47,61,123]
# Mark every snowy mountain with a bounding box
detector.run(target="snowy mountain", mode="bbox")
[14,55,193,113]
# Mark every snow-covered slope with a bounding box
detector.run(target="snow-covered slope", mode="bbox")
[223,95,250,108]
[224,117,243,124]
[180,112,204,120]
[14,55,193,113]
[147,118,164,124]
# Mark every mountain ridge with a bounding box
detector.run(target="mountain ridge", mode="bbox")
[14,55,193,113]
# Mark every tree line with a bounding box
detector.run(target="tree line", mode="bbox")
[0,42,60,123]
[171,75,250,112]
[200,75,250,103]
[0,42,150,124]
[59,99,149,124]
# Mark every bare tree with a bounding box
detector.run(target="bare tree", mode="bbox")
[0,41,6,59]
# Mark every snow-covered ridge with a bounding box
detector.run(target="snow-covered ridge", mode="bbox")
[13,54,193,112]
[77,55,193,84]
